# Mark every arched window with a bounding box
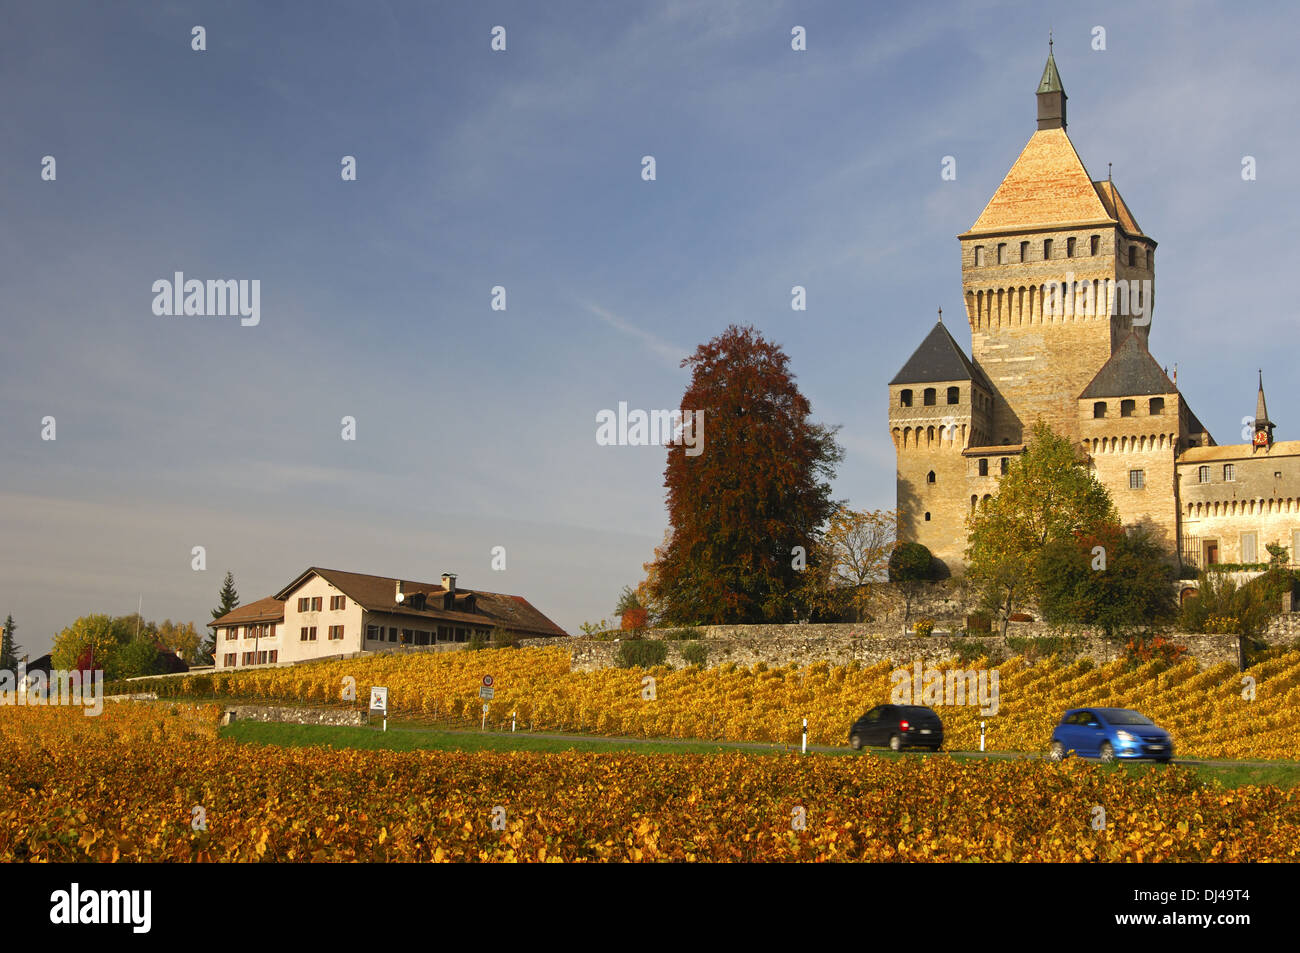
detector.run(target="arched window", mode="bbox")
[978,458,989,477]
[927,471,936,484]
[924,512,931,522]
[900,389,912,407]
[1094,401,1107,418]
[923,388,936,406]
[971,495,978,512]
[946,386,960,404]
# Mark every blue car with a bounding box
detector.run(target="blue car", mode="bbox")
[1048,707,1173,763]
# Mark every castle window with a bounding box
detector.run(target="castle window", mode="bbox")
[1000,457,1009,475]
[1128,246,1136,267]
[923,388,936,406]
[974,246,985,266]
[1090,235,1099,256]
[1241,532,1258,563]
[1120,399,1135,417]
[997,243,1007,264]
[900,389,912,407]
[1129,469,1145,490]
[978,459,989,477]
[1043,239,1053,259]
[1149,397,1165,415]
[1223,464,1235,482]
[927,471,936,484]
[1198,465,1210,483]
[1020,241,1029,261]
[1146,249,1152,269]
[947,386,960,404]
[971,495,978,512]
[924,512,931,522]
[1093,401,1107,418]
[1067,237,1076,258]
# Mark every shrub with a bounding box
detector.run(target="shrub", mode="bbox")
[680,643,708,667]
[1123,635,1188,671]
[620,608,649,635]
[661,628,704,641]
[889,542,935,582]
[913,618,935,638]
[614,640,668,669]
[467,634,489,652]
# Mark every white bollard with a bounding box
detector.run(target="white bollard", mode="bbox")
[512,711,516,733]
[980,720,985,752]
[801,717,807,755]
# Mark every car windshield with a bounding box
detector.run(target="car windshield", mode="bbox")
[1104,710,1154,726]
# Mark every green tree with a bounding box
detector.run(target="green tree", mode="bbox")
[888,541,935,624]
[205,571,240,663]
[50,614,134,679]
[966,420,1117,634]
[647,325,843,625]
[114,638,161,679]
[156,619,202,664]
[1037,523,1177,639]
[1,615,19,670]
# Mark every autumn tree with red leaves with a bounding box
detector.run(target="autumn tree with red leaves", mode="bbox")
[646,325,843,624]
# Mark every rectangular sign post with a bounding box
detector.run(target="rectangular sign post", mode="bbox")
[482,702,489,731]
[370,686,388,732]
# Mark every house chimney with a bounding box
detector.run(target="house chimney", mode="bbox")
[395,580,405,603]
[442,572,457,594]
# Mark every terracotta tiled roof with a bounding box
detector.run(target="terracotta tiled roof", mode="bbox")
[1180,440,1300,464]
[273,567,569,638]
[1092,180,1144,237]
[964,128,1113,235]
[209,595,286,628]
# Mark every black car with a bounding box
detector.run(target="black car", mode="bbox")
[849,704,944,751]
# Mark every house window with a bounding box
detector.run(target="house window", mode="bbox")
[974,246,985,266]
[1128,246,1137,267]
[1120,399,1135,417]
[367,625,379,641]
[1149,397,1165,415]
[257,651,267,664]
[1129,469,1145,490]
[997,243,1007,264]
[330,595,346,610]
[328,625,344,640]
[1000,457,1009,475]
[1043,239,1053,259]
[900,389,913,407]
[978,459,989,477]
[1093,402,1107,418]
[1198,465,1210,483]
[927,471,936,484]
[300,626,317,641]
[388,627,398,643]
[1066,237,1076,258]
[1020,241,1029,261]
[1224,464,1235,482]
[947,386,959,404]
[226,627,239,640]
[1090,235,1099,256]
[1241,533,1258,563]
[224,653,236,667]
[297,597,308,611]
[311,597,322,611]
[269,650,278,664]
[923,388,936,406]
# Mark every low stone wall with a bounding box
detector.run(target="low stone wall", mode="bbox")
[528,625,1244,672]
[219,705,363,727]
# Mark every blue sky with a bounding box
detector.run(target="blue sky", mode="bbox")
[2,1,1296,656]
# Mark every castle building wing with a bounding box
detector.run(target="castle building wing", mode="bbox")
[1078,332,1176,399]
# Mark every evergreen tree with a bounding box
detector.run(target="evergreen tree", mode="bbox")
[205,571,240,663]
[1,614,19,670]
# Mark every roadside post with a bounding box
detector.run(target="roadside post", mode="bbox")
[980,720,986,752]
[479,675,495,730]
[801,717,808,755]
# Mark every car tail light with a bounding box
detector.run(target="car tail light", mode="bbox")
[900,720,909,730]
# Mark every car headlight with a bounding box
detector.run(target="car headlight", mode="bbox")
[1116,730,1138,743]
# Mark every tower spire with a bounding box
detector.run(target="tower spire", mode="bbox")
[1036,41,1067,130]
[1254,370,1275,450]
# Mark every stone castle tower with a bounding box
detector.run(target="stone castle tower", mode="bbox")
[888,46,1245,573]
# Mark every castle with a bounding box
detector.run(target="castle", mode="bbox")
[890,47,1300,574]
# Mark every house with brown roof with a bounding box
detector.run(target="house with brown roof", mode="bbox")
[209,567,567,669]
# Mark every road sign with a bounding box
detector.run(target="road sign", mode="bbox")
[482,703,490,714]
[482,674,494,688]
[479,685,495,700]
[369,686,388,711]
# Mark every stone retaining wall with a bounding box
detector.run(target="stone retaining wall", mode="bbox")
[218,705,363,727]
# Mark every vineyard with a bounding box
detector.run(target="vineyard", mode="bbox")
[118,646,1300,760]
[2,704,1298,861]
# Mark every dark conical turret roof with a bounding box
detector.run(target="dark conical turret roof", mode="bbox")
[890,321,992,390]
[1078,332,1176,399]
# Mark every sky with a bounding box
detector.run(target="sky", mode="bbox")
[2,1,1296,657]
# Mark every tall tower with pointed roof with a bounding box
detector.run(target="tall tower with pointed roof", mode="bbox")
[958,47,1156,447]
